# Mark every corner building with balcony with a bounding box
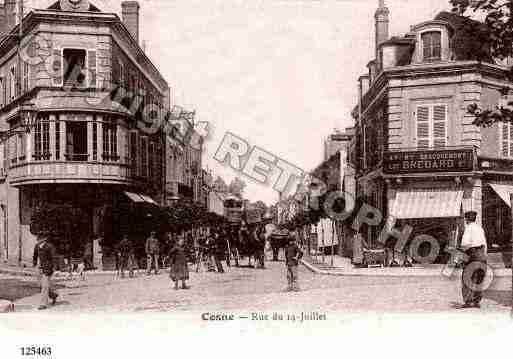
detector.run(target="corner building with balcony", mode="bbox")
[351,1,513,262]
[0,0,170,266]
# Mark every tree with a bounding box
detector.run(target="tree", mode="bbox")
[213,176,228,193]
[228,177,246,197]
[252,200,268,216]
[451,0,513,61]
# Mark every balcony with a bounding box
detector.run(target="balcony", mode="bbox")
[9,159,141,187]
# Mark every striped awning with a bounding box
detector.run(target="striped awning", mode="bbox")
[391,188,463,219]
[489,183,513,208]
[124,191,158,205]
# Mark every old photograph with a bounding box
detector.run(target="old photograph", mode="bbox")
[0,0,512,356]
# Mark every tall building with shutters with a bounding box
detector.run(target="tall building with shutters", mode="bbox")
[0,0,170,266]
[351,1,513,262]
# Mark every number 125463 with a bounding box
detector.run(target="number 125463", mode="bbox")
[20,347,52,356]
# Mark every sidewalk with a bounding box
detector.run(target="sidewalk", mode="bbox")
[0,263,129,278]
[301,255,513,277]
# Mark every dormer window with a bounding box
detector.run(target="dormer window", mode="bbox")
[422,31,441,62]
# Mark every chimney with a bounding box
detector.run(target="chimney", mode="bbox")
[121,1,140,44]
[4,0,17,34]
[375,0,389,58]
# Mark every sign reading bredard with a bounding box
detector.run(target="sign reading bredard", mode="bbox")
[383,148,475,174]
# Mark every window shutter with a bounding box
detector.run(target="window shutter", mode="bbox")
[433,105,447,148]
[416,105,430,148]
[87,50,97,88]
[52,48,62,86]
[502,123,509,157]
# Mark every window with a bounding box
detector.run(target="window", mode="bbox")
[102,120,118,161]
[9,65,16,100]
[140,136,148,177]
[416,104,447,148]
[33,115,50,161]
[92,121,97,161]
[63,49,87,87]
[1,76,6,106]
[55,118,60,161]
[501,122,513,157]
[18,133,26,162]
[130,131,138,176]
[66,119,88,161]
[23,62,29,93]
[422,31,442,62]
[149,142,155,180]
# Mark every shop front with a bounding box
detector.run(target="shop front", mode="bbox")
[382,147,477,265]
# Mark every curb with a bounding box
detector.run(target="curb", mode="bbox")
[301,259,513,278]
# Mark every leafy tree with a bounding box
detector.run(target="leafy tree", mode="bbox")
[252,200,268,216]
[450,0,513,126]
[228,177,246,197]
[213,176,228,193]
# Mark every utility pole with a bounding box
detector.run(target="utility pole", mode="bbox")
[510,194,513,317]
[16,0,23,265]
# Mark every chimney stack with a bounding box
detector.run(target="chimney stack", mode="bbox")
[4,0,17,34]
[121,1,140,44]
[375,0,389,59]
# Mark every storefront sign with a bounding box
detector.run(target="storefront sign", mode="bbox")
[383,149,475,174]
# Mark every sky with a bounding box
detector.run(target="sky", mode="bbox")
[27,0,453,205]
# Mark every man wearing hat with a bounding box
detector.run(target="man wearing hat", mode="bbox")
[460,211,488,308]
[145,231,160,275]
[284,233,303,292]
[32,233,58,310]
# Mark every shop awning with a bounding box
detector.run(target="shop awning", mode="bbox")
[391,188,463,219]
[124,191,158,205]
[489,183,513,208]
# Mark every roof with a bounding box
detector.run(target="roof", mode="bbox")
[48,1,101,12]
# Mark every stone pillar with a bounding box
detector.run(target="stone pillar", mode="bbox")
[59,119,66,160]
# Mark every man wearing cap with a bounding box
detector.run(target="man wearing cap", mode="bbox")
[460,211,488,308]
[32,233,58,310]
[145,231,160,275]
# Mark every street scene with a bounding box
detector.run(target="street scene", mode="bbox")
[1,0,513,337]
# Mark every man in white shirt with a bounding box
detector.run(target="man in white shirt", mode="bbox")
[459,211,488,308]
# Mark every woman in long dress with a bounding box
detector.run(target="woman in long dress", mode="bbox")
[168,237,190,290]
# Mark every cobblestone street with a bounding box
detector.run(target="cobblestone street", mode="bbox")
[4,261,511,314]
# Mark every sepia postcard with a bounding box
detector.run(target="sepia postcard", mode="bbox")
[1,0,512,357]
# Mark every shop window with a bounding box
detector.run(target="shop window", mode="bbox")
[102,120,118,162]
[500,122,513,158]
[415,104,447,149]
[33,115,51,161]
[422,31,442,62]
[66,119,88,161]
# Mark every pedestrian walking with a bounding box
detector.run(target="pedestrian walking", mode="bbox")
[285,234,303,292]
[459,211,488,309]
[206,232,217,272]
[168,237,190,290]
[83,240,93,270]
[32,233,59,310]
[256,226,266,269]
[214,230,227,273]
[117,235,135,278]
[145,231,160,275]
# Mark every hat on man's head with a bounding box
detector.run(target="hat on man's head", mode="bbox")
[464,211,477,222]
